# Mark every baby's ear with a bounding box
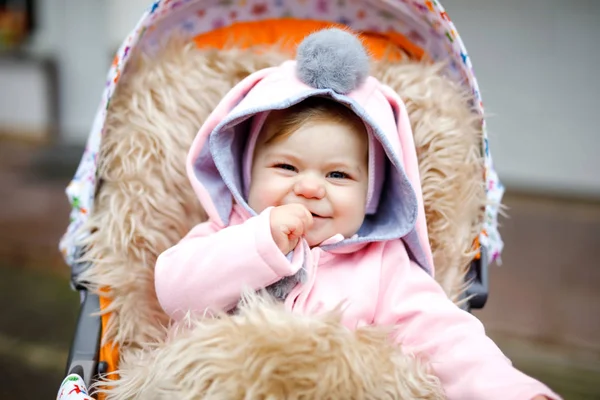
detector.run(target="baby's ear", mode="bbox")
[296,28,370,94]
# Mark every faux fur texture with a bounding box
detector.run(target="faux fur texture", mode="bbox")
[95,293,444,400]
[296,28,370,94]
[76,39,485,397]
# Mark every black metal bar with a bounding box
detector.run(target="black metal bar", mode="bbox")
[465,246,489,311]
[65,289,102,389]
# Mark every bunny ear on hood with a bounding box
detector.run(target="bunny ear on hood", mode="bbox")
[186,28,434,275]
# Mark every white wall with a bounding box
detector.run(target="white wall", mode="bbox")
[0,0,143,143]
[19,0,146,142]
[106,0,150,51]
[23,0,109,143]
[0,60,52,140]
[443,0,600,196]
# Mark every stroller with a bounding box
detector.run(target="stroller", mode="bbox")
[58,0,504,398]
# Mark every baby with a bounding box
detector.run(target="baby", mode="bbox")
[155,29,559,400]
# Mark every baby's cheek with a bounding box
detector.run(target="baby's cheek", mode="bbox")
[254,187,280,211]
[340,188,367,212]
[333,196,362,227]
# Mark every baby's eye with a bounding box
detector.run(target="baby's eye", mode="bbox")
[327,171,350,179]
[274,163,297,172]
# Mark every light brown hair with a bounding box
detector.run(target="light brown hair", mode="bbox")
[260,97,368,145]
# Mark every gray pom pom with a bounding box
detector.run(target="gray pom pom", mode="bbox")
[296,28,369,94]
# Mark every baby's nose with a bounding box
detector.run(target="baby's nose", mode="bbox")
[293,175,325,199]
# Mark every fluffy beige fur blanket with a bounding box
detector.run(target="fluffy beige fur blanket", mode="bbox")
[79,41,485,399]
[97,293,445,399]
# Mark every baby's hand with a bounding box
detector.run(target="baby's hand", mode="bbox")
[270,204,313,254]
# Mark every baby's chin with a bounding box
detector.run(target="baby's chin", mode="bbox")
[305,230,346,248]
[302,229,325,247]
[306,236,325,248]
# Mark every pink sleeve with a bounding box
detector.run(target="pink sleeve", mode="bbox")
[155,207,302,319]
[374,243,561,400]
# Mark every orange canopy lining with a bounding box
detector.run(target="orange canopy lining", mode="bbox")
[192,19,426,61]
[97,18,427,389]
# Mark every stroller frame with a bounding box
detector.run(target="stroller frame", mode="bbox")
[59,0,502,393]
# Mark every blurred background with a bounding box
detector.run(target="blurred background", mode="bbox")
[0,0,598,398]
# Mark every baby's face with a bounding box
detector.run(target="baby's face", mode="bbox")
[248,119,369,247]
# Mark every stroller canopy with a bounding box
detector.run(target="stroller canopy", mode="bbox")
[59,0,504,275]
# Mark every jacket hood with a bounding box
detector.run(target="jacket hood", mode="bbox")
[186,31,434,274]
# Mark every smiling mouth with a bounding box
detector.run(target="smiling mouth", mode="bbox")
[311,213,328,218]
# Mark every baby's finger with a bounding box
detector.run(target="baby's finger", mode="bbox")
[280,221,296,237]
[276,225,297,254]
[303,208,314,228]
[289,215,306,238]
[290,204,313,227]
